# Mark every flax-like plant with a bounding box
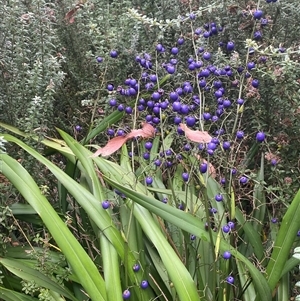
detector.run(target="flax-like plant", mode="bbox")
[1,123,300,301]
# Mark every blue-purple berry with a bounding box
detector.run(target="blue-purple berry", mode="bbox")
[222,225,230,233]
[200,163,207,173]
[122,289,131,299]
[215,194,223,202]
[101,200,110,209]
[140,280,149,289]
[110,50,118,58]
[133,263,140,272]
[226,276,234,284]
[256,132,265,142]
[223,251,232,259]
[145,176,153,185]
[239,176,248,184]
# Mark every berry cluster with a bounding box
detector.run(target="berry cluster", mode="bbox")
[94,4,289,295]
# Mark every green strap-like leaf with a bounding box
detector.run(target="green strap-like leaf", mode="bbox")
[1,152,107,301]
[103,177,272,301]
[266,189,300,291]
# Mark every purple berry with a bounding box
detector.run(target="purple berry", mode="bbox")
[236,131,244,139]
[145,141,153,150]
[186,116,196,127]
[247,62,256,70]
[210,208,218,214]
[271,159,277,166]
[152,91,161,101]
[180,104,189,114]
[143,152,150,160]
[194,28,202,35]
[220,178,226,185]
[211,115,219,122]
[253,31,262,40]
[207,142,217,151]
[184,143,191,151]
[198,143,205,150]
[156,44,163,52]
[203,31,210,38]
[253,10,263,20]
[178,204,184,210]
[109,98,117,106]
[102,200,110,209]
[190,234,196,240]
[223,99,231,108]
[237,98,244,105]
[189,13,196,20]
[169,91,179,101]
[140,280,149,289]
[145,176,153,185]
[75,125,82,132]
[228,221,235,229]
[162,197,168,203]
[117,129,125,136]
[110,50,118,58]
[182,172,189,182]
[96,56,103,63]
[271,217,278,224]
[154,159,161,167]
[203,112,211,121]
[226,41,235,51]
[122,289,131,299]
[177,37,184,45]
[297,230,300,237]
[226,276,234,284]
[171,47,179,55]
[203,52,211,60]
[107,84,114,91]
[166,65,176,74]
[239,176,248,184]
[222,225,230,233]
[164,149,172,156]
[125,106,133,114]
[200,163,207,173]
[198,46,204,53]
[256,131,265,142]
[214,89,223,98]
[222,141,231,150]
[261,18,268,26]
[223,251,232,259]
[152,117,160,124]
[133,263,140,272]
[107,128,114,136]
[248,47,255,55]
[215,194,223,202]
[207,149,214,156]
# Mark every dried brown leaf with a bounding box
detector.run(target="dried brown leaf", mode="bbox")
[64,8,78,23]
[92,123,155,157]
[179,123,212,143]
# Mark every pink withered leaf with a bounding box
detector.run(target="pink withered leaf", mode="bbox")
[179,123,212,143]
[126,122,156,139]
[92,123,155,157]
[64,8,78,24]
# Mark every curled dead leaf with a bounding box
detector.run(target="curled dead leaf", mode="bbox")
[179,123,212,143]
[92,123,155,157]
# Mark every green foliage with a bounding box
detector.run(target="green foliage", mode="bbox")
[0,123,299,300]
